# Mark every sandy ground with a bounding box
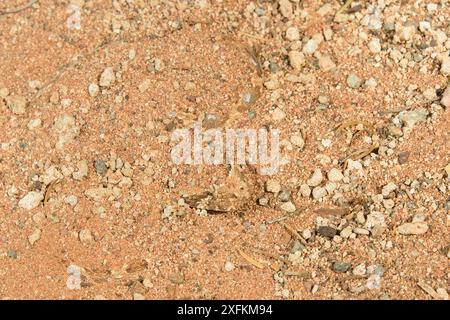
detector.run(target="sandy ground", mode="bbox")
[0,0,449,300]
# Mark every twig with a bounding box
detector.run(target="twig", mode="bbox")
[43,179,61,206]
[237,249,264,269]
[335,0,354,16]
[280,222,308,246]
[0,0,38,15]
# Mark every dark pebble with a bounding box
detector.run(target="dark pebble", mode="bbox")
[332,261,351,273]
[94,159,107,175]
[317,226,337,238]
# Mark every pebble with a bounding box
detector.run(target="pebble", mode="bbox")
[332,261,351,273]
[88,83,99,97]
[317,226,337,238]
[224,261,235,272]
[312,186,327,200]
[79,229,93,242]
[340,226,353,238]
[368,38,381,53]
[327,168,343,182]
[318,55,336,72]
[94,159,108,175]
[278,189,291,202]
[53,113,80,149]
[397,222,429,235]
[290,134,305,149]
[28,229,41,245]
[6,95,27,114]
[280,201,296,213]
[353,264,367,276]
[440,86,450,108]
[440,56,450,76]
[99,67,116,87]
[303,35,323,55]
[7,250,17,259]
[298,184,311,198]
[19,192,44,210]
[398,108,428,129]
[307,169,323,187]
[64,195,78,206]
[285,26,300,41]
[347,73,362,89]
[266,179,281,194]
[27,118,42,130]
[381,182,397,197]
[278,0,293,18]
[288,50,305,70]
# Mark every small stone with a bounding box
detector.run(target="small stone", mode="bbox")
[398,108,429,128]
[340,226,353,238]
[317,226,337,238]
[258,197,269,206]
[280,201,296,213]
[0,87,9,98]
[64,195,78,206]
[397,222,429,235]
[224,261,235,272]
[398,152,409,164]
[288,50,305,70]
[332,261,351,273]
[327,168,343,182]
[266,179,281,194]
[398,24,416,42]
[99,67,115,87]
[423,88,437,102]
[307,169,323,187]
[88,83,99,97]
[278,189,291,202]
[133,293,145,300]
[19,192,44,210]
[347,73,362,89]
[79,229,93,242]
[440,56,450,76]
[312,186,327,200]
[285,26,300,41]
[302,229,312,240]
[94,159,108,175]
[162,205,173,219]
[382,182,397,197]
[290,134,305,149]
[72,160,88,180]
[278,0,293,18]
[368,38,381,53]
[353,263,367,276]
[302,35,323,55]
[298,184,311,198]
[6,95,27,114]
[28,229,41,245]
[440,86,450,108]
[353,227,370,235]
[318,55,336,72]
[7,250,17,259]
[168,272,184,285]
[27,118,42,130]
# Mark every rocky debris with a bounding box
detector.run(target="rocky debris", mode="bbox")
[440,86,450,108]
[317,226,337,238]
[53,114,80,149]
[327,168,343,182]
[6,95,27,114]
[278,0,292,18]
[381,182,397,197]
[288,50,305,70]
[19,192,43,210]
[318,55,336,72]
[439,55,450,76]
[99,67,116,87]
[303,34,323,55]
[368,38,381,53]
[224,261,235,272]
[94,159,108,175]
[312,187,327,200]
[266,179,281,194]
[79,229,93,242]
[64,195,78,206]
[73,160,88,180]
[290,133,305,149]
[280,201,296,213]
[88,83,99,97]
[397,222,429,235]
[347,73,362,89]
[85,187,112,202]
[307,169,323,187]
[398,108,429,129]
[332,262,351,273]
[28,229,41,245]
[285,26,299,41]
